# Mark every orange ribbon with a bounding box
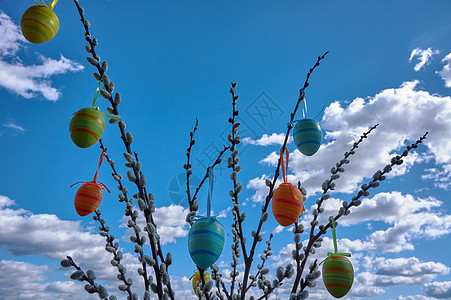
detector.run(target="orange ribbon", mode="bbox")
[70,148,110,193]
[280,147,289,183]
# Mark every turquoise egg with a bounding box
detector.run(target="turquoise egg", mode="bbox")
[188,217,225,269]
[293,119,322,156]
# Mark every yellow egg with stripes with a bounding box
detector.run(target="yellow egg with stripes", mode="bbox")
[191,271,211,293]
[21,5,59,44]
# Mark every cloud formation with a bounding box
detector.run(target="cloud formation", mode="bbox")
[423,281,451,298]
[248,80,451,207]
[437,52,451,88]
[409,47,440,71]
[0,11,84,101]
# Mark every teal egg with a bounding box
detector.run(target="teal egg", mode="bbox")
[293,119,322,156]
[188,217,225,269]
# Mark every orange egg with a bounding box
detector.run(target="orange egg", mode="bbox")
[271,183,305,226]
[73,181,104,216]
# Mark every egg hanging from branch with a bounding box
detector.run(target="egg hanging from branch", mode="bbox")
[21,2,59,44]
[191,270,211,293]
[322,255,354,298]
[271,183,305,227]
[72,181,108,216]
[188,217,225,269]
[69,107,106,148]
[293,119,322,156]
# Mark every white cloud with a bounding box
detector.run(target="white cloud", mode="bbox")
[152,204,190,245]
[395,296,436,300]
[121,204,190,245]
[437,52,451,88]
[423,281,451,298]
[2,121,25,132]
[0,12,25,56]
[242,133,292,146]
[409,47,440,71]
[0,11,84,101]
[0,260,91,300]
[248,80,451,207]
[272,225,285,235]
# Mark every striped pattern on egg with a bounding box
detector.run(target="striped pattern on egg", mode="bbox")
[74,181,103,216]
[293,119,322,156]
[188,217,225,269]
[69,107,105,148]
[21,5,59,44]
[271,183,305,227]
[322,255,354,298]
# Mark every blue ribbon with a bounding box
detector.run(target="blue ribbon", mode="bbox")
[207,167,213,218]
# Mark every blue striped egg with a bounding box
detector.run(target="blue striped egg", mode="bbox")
[188,217,225,269]
[293,119,322,156]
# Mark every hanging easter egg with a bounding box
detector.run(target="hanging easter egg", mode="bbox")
[21,5,59,44]
[188,217,225,269]
[271,183,305,227]
[322,255,354,298]
[69,107,106,148]
[191,270,211,293]
[293,119,322,156]
[73,181,105,216]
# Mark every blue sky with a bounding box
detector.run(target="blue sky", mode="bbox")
[0,0,451,299]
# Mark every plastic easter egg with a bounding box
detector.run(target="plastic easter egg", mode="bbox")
[293,119,322,156]
[74,181,104,216]
[271,183,305,227]
[322,255,354,298]
[21,5,59,44]
[188,217,225,269]
[191,271,211,293]
[69,107,105,148]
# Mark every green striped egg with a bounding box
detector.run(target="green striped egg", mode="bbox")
[21,5,59,44]
[322,255,354,298]
[69,108,105,148]
[293,119,322,156]
[188,217,225,269]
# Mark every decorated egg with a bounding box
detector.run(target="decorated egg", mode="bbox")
[69,107,105,148]
[188,217,225,269]
[271,183,305,227]
[322,255,354,298]
[73,181,105,216]
[21,5,59,44]
[191,270,211,293]
[293,119,322,156]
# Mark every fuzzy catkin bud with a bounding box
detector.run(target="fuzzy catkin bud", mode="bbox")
[126,132,134,144]
[139,175,147,187]
[127,171,136,182]
[123,152,134,162]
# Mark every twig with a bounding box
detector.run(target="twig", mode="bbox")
[72,2,173,297]
[62,256,111,300]
[93,209,135,299]
[240,51,329,300]
[227,82,247,297]
[290,124,379,293]
[295,132,428,295]
[185,119,199,211]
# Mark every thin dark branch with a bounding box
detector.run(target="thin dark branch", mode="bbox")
[240,51,329,300]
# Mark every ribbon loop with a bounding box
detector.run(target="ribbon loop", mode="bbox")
[93,148,107,182]
[280,147,289,183]
[328,216,351,257]
[207,167,214,218]
[300,88,307,119]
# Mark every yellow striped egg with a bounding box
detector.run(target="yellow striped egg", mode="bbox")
[21,5,59,44]
[191,271,211,293]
